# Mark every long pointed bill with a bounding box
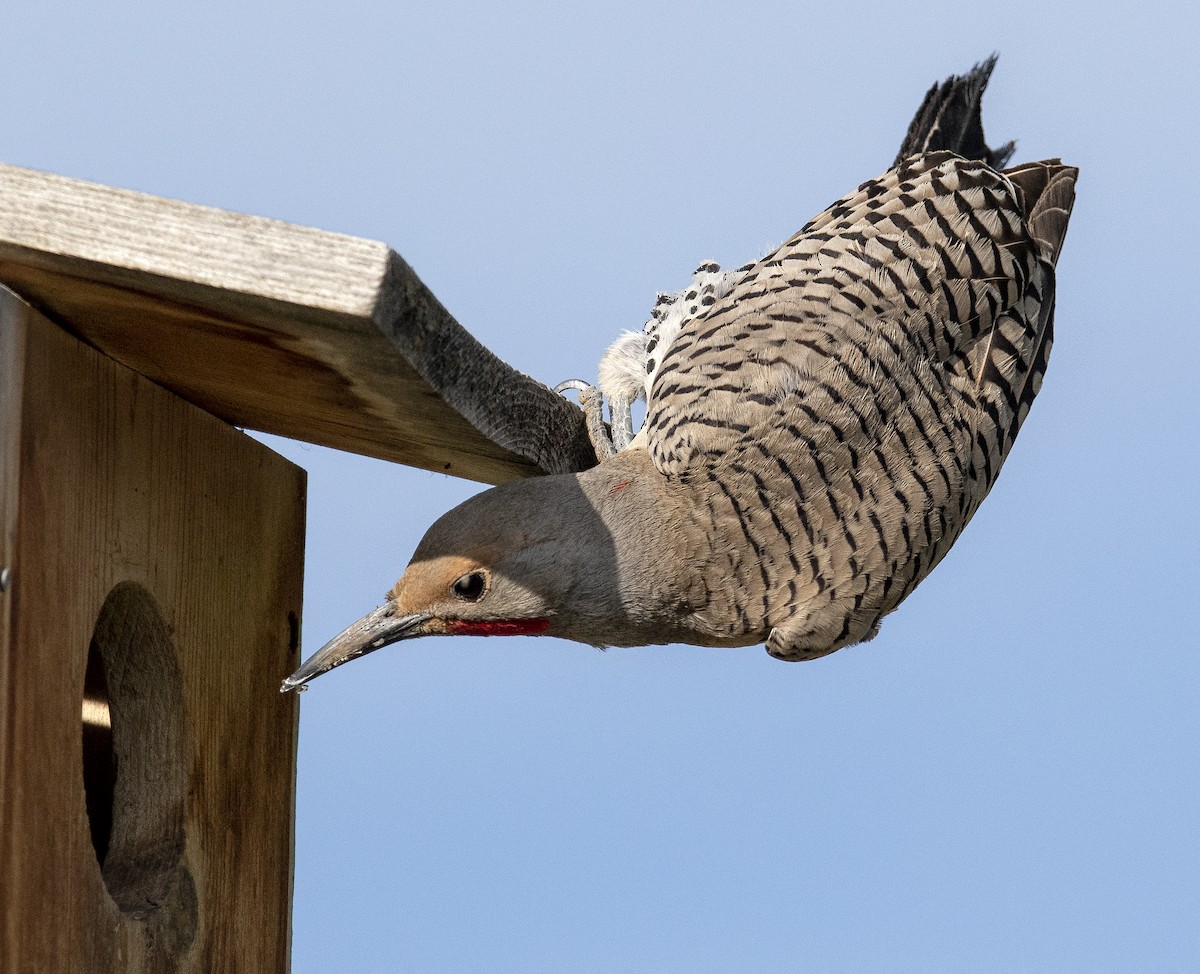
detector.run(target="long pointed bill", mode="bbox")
[281,605,431,693]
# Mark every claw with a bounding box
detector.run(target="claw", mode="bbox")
[554,380,616,459]
[609,396,635,451]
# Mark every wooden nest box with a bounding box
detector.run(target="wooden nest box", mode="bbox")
[0,163,595,972]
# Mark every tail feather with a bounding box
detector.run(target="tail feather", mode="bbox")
[894,55,1016,169]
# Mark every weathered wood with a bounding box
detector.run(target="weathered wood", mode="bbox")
[0,287,304,973]
[0,163,596,485]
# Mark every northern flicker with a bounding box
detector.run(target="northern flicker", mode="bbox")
[282,61,1077,691]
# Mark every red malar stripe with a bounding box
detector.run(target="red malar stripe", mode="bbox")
[446,618,551,637]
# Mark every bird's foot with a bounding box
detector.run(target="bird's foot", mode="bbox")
[554,380,617,460]
[608,396,635,451]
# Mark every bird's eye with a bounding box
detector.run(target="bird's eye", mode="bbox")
[451,571,488,602]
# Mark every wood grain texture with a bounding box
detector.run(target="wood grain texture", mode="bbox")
[0,162,597,485]
[0,288,305,973]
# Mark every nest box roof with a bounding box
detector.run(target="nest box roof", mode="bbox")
[0,163,596,485]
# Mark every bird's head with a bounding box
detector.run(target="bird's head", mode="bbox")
[281,468,634,692]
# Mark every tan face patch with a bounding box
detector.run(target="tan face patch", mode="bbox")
[387,554,487,616]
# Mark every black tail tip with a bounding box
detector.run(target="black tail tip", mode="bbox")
[895,54,1015,170]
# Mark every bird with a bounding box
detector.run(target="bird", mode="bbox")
[281,59,1077,692]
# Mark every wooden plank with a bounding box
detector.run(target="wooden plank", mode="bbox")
[0,281,25,967]
[0,163,596,485]
[0,288,304,972]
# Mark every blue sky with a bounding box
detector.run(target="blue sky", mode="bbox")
[6,2,1199,970]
